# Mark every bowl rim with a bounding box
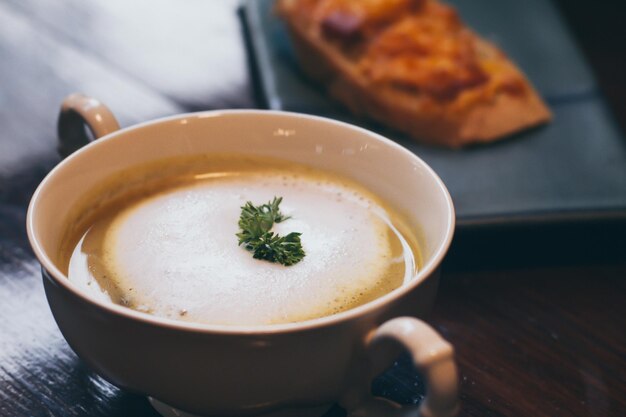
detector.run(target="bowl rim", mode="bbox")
[27,109,455,335]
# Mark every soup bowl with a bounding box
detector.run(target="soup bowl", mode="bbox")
[27,94,458,417]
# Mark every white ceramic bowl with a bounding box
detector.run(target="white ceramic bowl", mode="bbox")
[27,95,457,417]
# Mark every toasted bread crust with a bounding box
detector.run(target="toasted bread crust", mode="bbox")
[278,0,551,147]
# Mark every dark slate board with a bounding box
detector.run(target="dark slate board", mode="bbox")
[242,0,626,227]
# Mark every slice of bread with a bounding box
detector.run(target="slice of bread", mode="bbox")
[277,0,551,147]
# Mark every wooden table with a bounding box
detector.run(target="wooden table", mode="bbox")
[0,1,624,416]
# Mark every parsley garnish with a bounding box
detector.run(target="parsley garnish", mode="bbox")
[236,197,305,266]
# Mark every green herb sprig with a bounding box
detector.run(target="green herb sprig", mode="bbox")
[236,197,305,266]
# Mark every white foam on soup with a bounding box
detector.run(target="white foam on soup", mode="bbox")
[68,172,415,325]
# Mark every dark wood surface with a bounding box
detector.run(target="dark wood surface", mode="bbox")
[0,1,624,416]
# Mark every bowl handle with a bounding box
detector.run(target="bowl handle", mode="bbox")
[345,317,459,417]
[57,93,121,157]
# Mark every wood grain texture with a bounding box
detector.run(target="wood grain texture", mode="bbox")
[4,0,254,110]
[0,1,181,178]
[0,0,624,416]
[433,266,626,417]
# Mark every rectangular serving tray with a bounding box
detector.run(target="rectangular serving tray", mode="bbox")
[242,0,626,229]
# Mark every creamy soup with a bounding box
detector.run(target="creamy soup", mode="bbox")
[62,156,421,326]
